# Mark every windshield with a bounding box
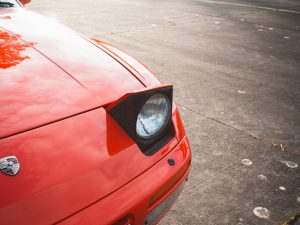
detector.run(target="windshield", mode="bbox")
[0,0,20,8]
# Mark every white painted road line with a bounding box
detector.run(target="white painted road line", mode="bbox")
[195,0,300,14]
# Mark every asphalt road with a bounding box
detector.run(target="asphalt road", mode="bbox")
[28,0,300,224]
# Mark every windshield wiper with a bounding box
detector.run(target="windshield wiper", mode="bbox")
[0,1,14,7]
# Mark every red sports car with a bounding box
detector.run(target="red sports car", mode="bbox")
[0,1,191,224]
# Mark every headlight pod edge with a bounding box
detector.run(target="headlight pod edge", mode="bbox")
[107,86,173,155]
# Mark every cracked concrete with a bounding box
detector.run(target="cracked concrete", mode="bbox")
[177,103,300,155]
[28,0,300,224]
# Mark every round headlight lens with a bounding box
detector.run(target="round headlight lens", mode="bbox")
[136,94,171,139]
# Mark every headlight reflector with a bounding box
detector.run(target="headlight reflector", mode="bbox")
[136,94,171,139]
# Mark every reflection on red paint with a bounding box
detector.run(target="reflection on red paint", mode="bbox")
[0,30,33,69]
[0,15,11,20]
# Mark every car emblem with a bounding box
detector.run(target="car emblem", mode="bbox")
[0,156,20,176]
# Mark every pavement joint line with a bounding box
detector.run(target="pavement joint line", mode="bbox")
[195,0,300,14]
[177,103,300,156]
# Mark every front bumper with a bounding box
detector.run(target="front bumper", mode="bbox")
[59,136,191,225]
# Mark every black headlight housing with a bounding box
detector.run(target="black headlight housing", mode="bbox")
[107,85,174,156]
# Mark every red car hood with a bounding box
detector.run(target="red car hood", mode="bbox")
[0,106,180,225]
[0,8,144,139]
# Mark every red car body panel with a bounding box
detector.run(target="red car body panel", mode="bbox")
[61,137,191,225]
[0,9,146,138]
[0,5,191,225]
[0,106,189,225]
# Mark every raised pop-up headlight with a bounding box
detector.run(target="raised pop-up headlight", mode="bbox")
[107,86,173,155]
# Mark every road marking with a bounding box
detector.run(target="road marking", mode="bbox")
[195,0,300,14]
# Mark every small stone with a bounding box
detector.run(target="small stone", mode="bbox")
[241,159,253,166]
[213,150,223,156]
[237,90,246,94]
[284,36,290,39]
[253,207,270,219]
[297,197,300,202]
[279,186,286,191]
[258,174,267,181]
[281,160,298,168]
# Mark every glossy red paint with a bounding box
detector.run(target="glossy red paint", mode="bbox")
[60,138,191,225]
[19,0,31,5]
[0,4,191,225]
[0,9,146,138]
[0,105,189,224]
[0,29,33,69]
[91,38,162,87]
